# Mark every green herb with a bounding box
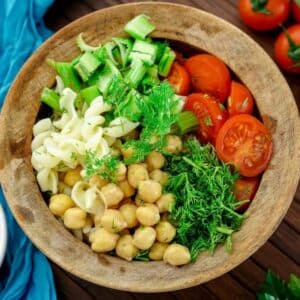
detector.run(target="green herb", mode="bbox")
[134,250,150,262]
[164,137,243,261]
[258,270,300,300]
[250,0,271,15]
[84,152,121,182]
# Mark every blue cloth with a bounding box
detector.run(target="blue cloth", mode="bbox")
[0,1,56,299]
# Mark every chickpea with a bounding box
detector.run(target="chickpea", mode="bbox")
[116,234,138,261]
[101,183,124,208]
[64,207,87,229]
[146,151,165,170]
[122,128,139,141]
[133,226,156,250]
[49,194,75,217]
[127,164,149,188]
[156,194,175,213]
[164,135,183,154]
[138,180,162,203]
[64,166,82,187]
[116,163,127,182]
[83,216,93,234]
[89,174,108,189]
[119,203,138,228]
[121,146,135,161]
[163,244,191,266]
[150,169,169,186]
[93,214,102,227]
[135,195,145,207]
[111,147,121,157]
[100,209,127,233]
[136,204,160,226]
[155,221,176,243]
[118,180,135,198]
[149,242,169,261]
[90,228,119,252]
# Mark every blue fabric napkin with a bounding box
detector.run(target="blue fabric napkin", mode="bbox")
[0,1,57,299]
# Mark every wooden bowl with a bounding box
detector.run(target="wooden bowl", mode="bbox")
[0,2,299,292]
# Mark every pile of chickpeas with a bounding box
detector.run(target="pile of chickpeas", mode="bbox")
[48,134,191,266]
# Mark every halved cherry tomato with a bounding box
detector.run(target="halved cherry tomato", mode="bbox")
[228,81,254,117]
[184,93,227,144]
[292,0,300,22]
[184,54,231,103]
[239,0,290,31]
[216,115,272,177]
[234,177,259,212]
[274,25,300,74]
[174,50,186,65]
[167,62,191,95]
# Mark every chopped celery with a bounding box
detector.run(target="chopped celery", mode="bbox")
[74,52,101,82]
[124,14,155,40]
[140,65,160,94]
[175,111,199,135]
[76,33,101,52]
[129,40,157,66]
[129,52,153,66]
[153,40,168,63]
[87,70,101,86]
[103,42,119,65]
[71,54,82,66]
[112,37,133,67]
[98,59,121,95]
[126,59,147,88]
[158,47,176,77]
[81,85,100,105]
[47,59,82,91]
[41,87,61,111]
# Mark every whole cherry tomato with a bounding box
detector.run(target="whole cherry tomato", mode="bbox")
[274,25,300,73]
[184,93,227,144]
[228,81,254,117]
[184,54,231,103]
[216,115,273,177]
[292,0,300,22]
[167,62,191,95]
[234,177,259,212]
[239,0,290,31]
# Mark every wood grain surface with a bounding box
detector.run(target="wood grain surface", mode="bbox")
[0,0,299,299]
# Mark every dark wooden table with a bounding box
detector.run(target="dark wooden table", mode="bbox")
[44,1,300,299]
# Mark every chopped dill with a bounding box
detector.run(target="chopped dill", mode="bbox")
[84,151,121,182]
[164,137,244,261]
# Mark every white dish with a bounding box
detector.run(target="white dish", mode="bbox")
[0,204,7,267]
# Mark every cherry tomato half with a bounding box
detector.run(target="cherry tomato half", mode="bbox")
[167,62,191,96]
[184,93,227,144]
[292,0,300,22]
[275,25,300,74]
[234,177,259,212]
[239,0,290,31]
[216,115,273,177]
[184,54,231,103]
[228,81,254,117]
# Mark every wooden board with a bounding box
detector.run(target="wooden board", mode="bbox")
[1,0,299,299]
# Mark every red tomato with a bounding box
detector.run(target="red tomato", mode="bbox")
[228,81,254,117]
[167,62,191,96]
[184,93,227,144]
[174,50,186,65]
[234,177,259,212]
[274,25,300,74]
[184,54,231,103]
[292,0,300,22]
[216,115,272,177]
[239,0,290,31]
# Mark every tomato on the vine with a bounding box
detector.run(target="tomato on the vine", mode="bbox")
[167,62,191,95]
[228,81,254,117]
[216,115,272,177]
[184,93,227,144]
[184,54,231,103]
[234,177,259,212]
[239,0,290,31]
[292,0,300,22]
[275,25,300,73]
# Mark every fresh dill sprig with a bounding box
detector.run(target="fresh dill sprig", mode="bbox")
[84,151,121,182]
[164,137,243,261]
